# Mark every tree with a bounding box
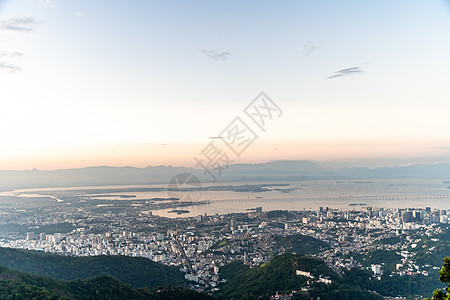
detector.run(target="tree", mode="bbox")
[439,257,450,284]
[426,257,450,300]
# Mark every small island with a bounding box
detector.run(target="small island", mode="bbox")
[168,209,190,215]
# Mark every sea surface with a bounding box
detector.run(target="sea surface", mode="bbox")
[2,179,450,218]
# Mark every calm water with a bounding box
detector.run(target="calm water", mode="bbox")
[154,179,450,217]
[2,179,450,218]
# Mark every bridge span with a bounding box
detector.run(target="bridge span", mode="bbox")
[197,194,450,204]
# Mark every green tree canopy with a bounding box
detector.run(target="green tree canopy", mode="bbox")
[427,257,450,300]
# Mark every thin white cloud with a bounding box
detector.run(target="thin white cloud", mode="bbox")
[326,67,363,79]
[201,49,232,61]
[40,0,55,8]
[0,17,41,32]
[0,51,23,57]
[0,61,22,72]
[0,51,24,72]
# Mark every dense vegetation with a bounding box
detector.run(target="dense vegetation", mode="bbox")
[345,267,441,298]
[342,228,450,298]
[425,256,450,300]
[217,253,381,299]
[0,279,66,300]
[0,265,214,300]
[273,234,330,255]
[0,223,75,235]
[1,241,447,299]
[0,247,186,289]
[343,249,402,274]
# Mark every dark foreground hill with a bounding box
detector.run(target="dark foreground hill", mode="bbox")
[0,247,185,289]
[217,253,382,299]
[0,265,214,300]
[0,251,384,300]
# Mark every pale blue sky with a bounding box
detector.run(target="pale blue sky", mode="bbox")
[1,0,450,169]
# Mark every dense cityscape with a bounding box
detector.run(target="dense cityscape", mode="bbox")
[1,191,448,297]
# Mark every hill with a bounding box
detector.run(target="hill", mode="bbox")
[0,247,186,289]
[0,265,214,300]
[273,234,331,256]
[343,229,450,298]
[217,253,382,299]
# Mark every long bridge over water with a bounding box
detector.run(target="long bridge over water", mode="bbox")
[190,194,450,204]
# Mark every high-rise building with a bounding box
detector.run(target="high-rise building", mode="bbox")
[26,232,35,240]
[402,211,412,223]
[420,210,426,220]
[431,211,441,224]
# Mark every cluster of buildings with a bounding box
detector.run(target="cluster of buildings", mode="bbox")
[0,195,448,291]
[400,207,447,224]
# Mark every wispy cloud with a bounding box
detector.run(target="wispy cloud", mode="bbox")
[0,61,22,72]
[40,0,55,8]
[326,66,363,79]
[302,44,317,56]
[201,49,232,61]
[0,51,24,72]
[0,51,23,58]
[0,17,41,32]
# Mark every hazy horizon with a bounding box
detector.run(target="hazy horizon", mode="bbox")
[1,0,450,170]
[3,155,450,172]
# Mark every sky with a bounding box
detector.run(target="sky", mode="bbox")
[1,0,450,170]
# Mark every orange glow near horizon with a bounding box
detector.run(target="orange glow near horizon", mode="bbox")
[1,139,450,170]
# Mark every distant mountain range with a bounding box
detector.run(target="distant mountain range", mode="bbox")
[1,160,450,190]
